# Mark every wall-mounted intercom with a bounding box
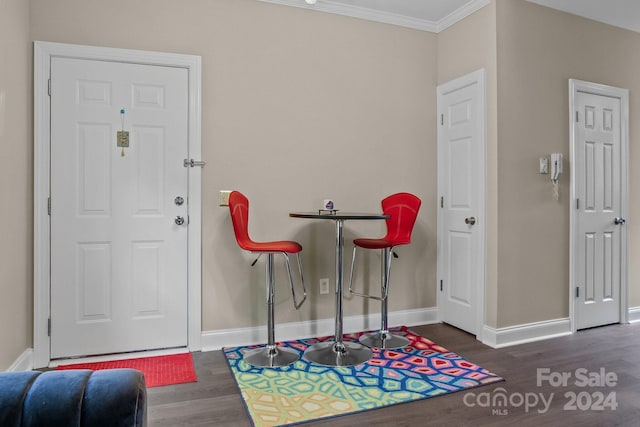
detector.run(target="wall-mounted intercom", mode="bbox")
[550,153,563,182]
[540,154,563,200]
[550,153,562,200]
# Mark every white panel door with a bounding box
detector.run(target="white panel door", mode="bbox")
[437,70,485,336]
[50,57,189,358]
[574,90,623,330]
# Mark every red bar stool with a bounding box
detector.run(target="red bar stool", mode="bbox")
[348,192,421,349]
[228,191,307,367]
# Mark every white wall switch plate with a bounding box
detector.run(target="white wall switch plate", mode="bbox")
[539,157,549,174]
[219,190,232,206]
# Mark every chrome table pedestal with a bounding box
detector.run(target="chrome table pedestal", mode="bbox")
[290,212,388,366]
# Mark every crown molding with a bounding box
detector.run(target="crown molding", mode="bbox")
[436,0,491,32]
[256,0,490,33]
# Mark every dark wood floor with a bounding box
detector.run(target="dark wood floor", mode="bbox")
[147,323,640,426]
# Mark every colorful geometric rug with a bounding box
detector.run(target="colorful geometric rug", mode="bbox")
[55,352,197,387]
[223,326,502,427]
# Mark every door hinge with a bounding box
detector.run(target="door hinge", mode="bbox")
[576,286,580,298]
[575,111,579,122]
[440,280,443,291]
[47,318,51,337]
[440,114,444,125]
[576,198,580,210]
[47,197,51,215]
[440,196,444,208]
[48,78,51,97]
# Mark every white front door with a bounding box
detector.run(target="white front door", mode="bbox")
[437,70,486,337]
[571,80,628,330]
[50,57,189,358]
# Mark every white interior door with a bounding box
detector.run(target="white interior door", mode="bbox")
[50,57,189,358]
[571,81,627,330]
[437,70,485,337]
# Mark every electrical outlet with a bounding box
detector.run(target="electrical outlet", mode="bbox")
[319,278,330,295]
[219,190,231,206]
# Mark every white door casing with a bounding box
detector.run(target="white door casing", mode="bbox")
[437,69,486,339]
[34,42,202,367]
[569,79,628,331]
[50,57,188,358]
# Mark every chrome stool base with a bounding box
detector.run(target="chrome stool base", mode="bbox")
[243,345,299,368]
[359,330,409,350]
[304,341,373,367]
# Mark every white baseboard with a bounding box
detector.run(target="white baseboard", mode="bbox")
[201,307,438,351]
[628,306,640,323]
[6,348,33,372]
[481,317,572,348]
[481,309,640,348]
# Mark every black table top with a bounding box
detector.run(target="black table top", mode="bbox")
[289,211,389,220]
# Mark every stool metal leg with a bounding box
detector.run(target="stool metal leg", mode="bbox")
[359,248,410,350]
[244,253,299,368]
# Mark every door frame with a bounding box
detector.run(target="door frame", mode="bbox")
[436,68,486,341]
[34,41,202,368]
[569,79,629,332]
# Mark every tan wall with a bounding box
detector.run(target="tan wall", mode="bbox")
[495,0,640,326]
[0,0,32,370]
[29,0,438,333]
[437,2,499,327]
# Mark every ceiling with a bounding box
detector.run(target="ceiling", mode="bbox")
[257,0,640,33]
[527,0,640,33]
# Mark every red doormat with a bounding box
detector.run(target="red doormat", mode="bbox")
[56,353,197,387]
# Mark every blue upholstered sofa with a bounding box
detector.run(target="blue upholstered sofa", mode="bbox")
[0,369,146,426]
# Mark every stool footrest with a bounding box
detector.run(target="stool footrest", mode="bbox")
[348,247,392,301]
[349,289,387,301]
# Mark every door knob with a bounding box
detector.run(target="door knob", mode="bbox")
[175,216,185,226]
[614,217,626,225]
[465,216,476,226]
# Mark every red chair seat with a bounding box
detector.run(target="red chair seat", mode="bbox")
[353,239,394,249]
[239,240,302,254]
[353,238,399,250]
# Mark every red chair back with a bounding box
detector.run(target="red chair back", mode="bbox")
[228,190,302,254]
[228,191,253,251]
[381,192,421,246]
